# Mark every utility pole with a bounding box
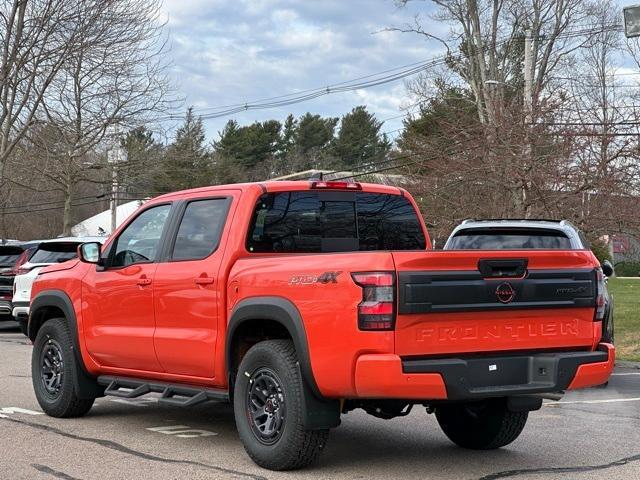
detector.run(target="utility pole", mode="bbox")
[108,125,125,234]
[524,28,533,126]
[522,28,534,218]
[110,161,118,234]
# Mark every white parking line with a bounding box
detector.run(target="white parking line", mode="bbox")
[147,425,218,438]
[611,373,640,376]
[546,397,640,405]
[0,407,44,418]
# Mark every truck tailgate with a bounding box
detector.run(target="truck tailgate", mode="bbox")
[392,250,599,356]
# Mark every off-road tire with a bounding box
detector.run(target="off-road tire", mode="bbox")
[234,339,329,470]
[436,398,527,450]
[32,318,95,418]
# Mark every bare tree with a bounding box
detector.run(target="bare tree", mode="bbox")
[0,0,93,238]
[390,0,627,220]
[25,0,175,234]
[0,1,85,174]
[392,0,599,125]
[550,1,639,237]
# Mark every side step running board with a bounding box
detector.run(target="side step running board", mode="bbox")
[98,376,229,407]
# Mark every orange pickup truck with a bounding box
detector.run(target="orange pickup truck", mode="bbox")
[28,180,614,470]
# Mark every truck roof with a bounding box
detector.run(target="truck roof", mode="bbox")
[152,181,405,202]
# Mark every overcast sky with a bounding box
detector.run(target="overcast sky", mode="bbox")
[159,0,443,142]
[159,0,639,143]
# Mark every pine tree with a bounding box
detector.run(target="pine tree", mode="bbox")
[295,113,338,155]
[333,106,391,169]
[154,107,212,192]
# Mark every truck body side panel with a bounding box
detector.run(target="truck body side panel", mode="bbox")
[228,252,396,397]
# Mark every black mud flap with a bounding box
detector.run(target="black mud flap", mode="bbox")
[298,363,341,430]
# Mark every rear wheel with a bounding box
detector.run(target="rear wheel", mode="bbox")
[32,318,95,418]
[436,398,527,450]
[233,339,329,470]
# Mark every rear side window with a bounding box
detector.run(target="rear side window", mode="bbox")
[30,243,80,264]
[171,198,230,261]
[247,191,426,253]
[447,228,572,250]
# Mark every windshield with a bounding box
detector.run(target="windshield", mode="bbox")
[0,246,24,267]
[29,242,80,264]
[447,228,573,250]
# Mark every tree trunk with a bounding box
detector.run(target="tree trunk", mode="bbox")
[62,182,73,236]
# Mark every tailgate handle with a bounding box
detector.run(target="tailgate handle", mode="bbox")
[478,259,528,278]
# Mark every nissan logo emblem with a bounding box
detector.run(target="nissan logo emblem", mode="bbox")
[496,282,516,304]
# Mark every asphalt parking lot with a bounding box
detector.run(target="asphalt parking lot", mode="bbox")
[0,322,639,480]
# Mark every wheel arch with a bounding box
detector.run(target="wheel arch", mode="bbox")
[29,289,104,399]
[226,296,321,398]
[227,296,340,430]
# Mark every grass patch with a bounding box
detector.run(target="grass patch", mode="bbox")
[608,277,640,362]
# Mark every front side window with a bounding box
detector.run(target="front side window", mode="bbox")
[171,198,230,261]
[247,191,426,253]
[111,204,171,268]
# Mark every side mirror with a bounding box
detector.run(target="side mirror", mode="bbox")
[78,242,102,265]
[601,260,614,278]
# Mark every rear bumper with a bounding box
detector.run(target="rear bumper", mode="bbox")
[354,343,615,400]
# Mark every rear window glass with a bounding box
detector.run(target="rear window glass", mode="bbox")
[247,191,426,253]
[30,243,80,264]
[0,246,24,267]
[447,229,572,250]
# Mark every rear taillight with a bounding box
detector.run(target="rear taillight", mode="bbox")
[352,272,396,331]
[595,268,606,321]
[16,267,32,276]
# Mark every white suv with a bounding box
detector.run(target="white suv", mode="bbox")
[12,237,105,335]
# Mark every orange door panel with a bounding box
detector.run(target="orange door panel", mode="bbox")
[153,260,221,377]
[82,263,163,371]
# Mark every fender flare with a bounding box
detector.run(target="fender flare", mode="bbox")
[227,296,340,429]
[227,296,320,397]
[29,290,104,399]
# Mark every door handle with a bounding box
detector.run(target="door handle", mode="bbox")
[194,276,214,285]
[137,276,152,286]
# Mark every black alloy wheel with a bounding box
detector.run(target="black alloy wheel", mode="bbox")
[40,338,64,396]
[246,368,287,445]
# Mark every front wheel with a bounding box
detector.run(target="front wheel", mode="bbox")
[436,398,527,450]
[31,318,95,418]
[233,339,329,470]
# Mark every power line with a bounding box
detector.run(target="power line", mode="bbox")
[161,25,623,123]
